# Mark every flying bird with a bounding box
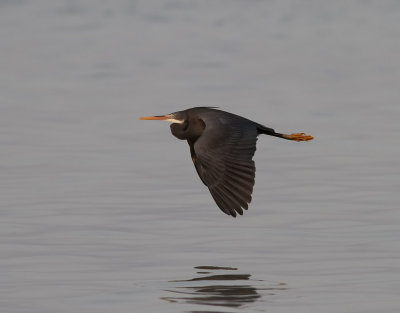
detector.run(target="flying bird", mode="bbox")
[140,107,313,217]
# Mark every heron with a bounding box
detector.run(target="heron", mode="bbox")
[140,107,313,217]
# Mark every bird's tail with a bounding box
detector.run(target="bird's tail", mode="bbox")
[257,125,313,142]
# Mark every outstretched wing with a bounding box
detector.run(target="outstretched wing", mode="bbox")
[191,114,258,217]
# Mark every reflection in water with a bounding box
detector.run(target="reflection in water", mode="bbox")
[161,266,287,312]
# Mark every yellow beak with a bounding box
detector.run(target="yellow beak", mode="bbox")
[139,114,171,120]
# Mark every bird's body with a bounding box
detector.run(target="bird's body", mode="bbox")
[140,107,313,217]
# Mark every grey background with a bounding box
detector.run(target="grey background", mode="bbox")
[1,1,399,312]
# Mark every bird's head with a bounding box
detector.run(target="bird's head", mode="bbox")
[139,110,194,140]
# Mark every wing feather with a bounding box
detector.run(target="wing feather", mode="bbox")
[191,113,259,216]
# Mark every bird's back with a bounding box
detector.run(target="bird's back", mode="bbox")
[182,107,273,135]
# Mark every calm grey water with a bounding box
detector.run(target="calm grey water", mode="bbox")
[1,1,400,312]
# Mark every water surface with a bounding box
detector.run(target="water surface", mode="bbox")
[1,1,400,313]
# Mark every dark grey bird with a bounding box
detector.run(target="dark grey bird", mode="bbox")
[140,107,313,217]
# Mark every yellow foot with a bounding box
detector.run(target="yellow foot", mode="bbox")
[283,133,314,142]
